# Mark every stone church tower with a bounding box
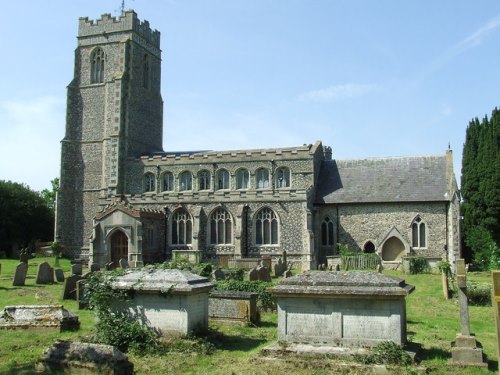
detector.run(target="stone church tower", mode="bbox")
[56,11,163,257]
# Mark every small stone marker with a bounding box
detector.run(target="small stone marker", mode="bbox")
[450,259,486,366]
[257,266,272,282]
[212,268,225,281]
[71,263,82,276]
[36,262,54,284]
[248,267,259,281]
[284,268,292,278]
[63,275,83,300]
[54,269,65,283]
[119,258,129,269]
[12,263,28,286]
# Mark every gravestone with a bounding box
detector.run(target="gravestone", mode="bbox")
[119,258,129,269]
[71,263,82,276]
[54,269,65,283]
[12,262,28,286]
[212,268,225,281]
[19,249,29,264]
[63,275,83,300]
[450,259,486,366]
[36,341,133,374]
[257,266,272,282]
[76,279,89,309]
[248,267,259,281]
[274,258,286,277]
[284,268,292,278]
[90,264,100,272]
[36,262,54,284]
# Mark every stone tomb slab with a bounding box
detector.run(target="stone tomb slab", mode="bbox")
[269,271,414,347]
[209,291,259,325]
[0,305,79,332]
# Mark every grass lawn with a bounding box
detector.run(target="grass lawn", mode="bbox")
[0,258,497,374]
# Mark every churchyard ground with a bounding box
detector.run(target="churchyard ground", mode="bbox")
[0,257,496,374]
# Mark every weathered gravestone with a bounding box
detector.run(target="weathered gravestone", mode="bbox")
[284,268,292,278]
[71,263,82,276]
[257,265,272,282]
[248,267,259,281]
[63,275,83,300]
[12,262,28,286]
[36,340,134,374]
[450,259,486,366]
[119,258,129,269]
[212,268,225,281]
[209,291,259,325]
[274,258,286,277]
[76,279,89,309]
[36,262,54,284]
[54,269,65,283]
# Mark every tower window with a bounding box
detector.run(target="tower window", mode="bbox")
[321,217,334,246]
[411,216,426,248]
[144,173,155,193]
[90,48,105,84]
[171,209,192,245]
[216,169,230,190]
[275,167,290,188]
[236,169,249,190]
[210,208,232,244]
[143,54,150,89]
[255,208,278,245]
[256,168,270,189]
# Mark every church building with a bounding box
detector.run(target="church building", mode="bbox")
[56,11,461,270]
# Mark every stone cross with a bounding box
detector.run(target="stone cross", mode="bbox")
[456,259,470,336]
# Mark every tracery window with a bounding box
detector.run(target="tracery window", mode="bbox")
[90,48,105,84]
[162,172,174,192]
[198,170,211,191]
[275,167,290,188]
[171,209,192,245]
[216,169,230,190]
[256,168,270,189]
[236,169,249,190]
[144,173,155,193]
[210,208,232,244]
[321,217,334,246]
[255,208,278,245]
[143,54,150,89]
[411,216,426,248]
[179,171,192,191]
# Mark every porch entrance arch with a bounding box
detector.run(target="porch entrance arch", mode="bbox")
[110,230,128,266]
[381,236,405,261]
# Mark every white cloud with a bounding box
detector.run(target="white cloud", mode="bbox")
[458,14,500,52]
[298,83,378,103]
[0,96,64,191]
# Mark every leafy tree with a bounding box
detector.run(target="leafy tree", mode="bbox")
[40,178,59,211]
[0,180,54,256]
[461,108,500,270]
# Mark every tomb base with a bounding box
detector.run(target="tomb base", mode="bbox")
[450,334,487,367]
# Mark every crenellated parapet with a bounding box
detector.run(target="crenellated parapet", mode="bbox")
[78,10,160,48]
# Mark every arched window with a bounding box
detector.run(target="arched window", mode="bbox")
[236,169,249,190]
[275,167,290,188]
[255,208,278,245]
[198,170,211,190]
[144,173,155,193]
[363,241,376,253]
[171,209,192,245]
[179,171,192,191]
[256,168,269,189]
[216,169,230,190]
[162,172,174,192]
[143,54,150,89]
[411,216,426,248]
[90,48,105,84]
[321,217,334,246]
[210,208,232,244]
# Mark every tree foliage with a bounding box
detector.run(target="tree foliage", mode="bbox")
[461,108,500,270]
[0,180,54,254]
[40,178,59,211]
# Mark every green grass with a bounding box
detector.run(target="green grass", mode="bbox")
[0,260,497,374]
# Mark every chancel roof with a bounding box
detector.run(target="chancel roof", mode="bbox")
[316,155,451,204]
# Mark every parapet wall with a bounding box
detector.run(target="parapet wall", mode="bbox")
[79,10,160,47]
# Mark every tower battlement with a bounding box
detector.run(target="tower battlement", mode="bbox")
[79,10,160,48]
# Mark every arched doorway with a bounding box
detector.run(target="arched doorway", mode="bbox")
[381,237,405,261]
[110,230,128,267]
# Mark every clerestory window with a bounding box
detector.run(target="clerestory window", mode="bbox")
[90,48,105,84]
[144,173,155,193]
[179,171,192,191]
[216,169,230,190]
[198,170,211,191]
[236,169,249,190]
[162,172,174,192]
[275,167,290,188]
[256,168,270,189]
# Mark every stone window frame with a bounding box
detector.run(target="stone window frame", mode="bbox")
[410,215,427,249]
[161,171,174,192]
[320,216,334,246]
[275,166,291,189]
[235,168,250,190]
[255,168,270,189]
[143,172,156,193]
[179,171,193,191]
[216,169,230,190]
[170,208,193,245]
[90,47,105,84]
[198,170,211,191]
[254,207,279,246]
[209,207,233,245]
[142,53,150,89]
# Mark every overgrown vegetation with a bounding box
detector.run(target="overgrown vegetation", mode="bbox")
[466,282,492,306]
[157,256,213,277]
[355,341,412,367]
[406,256,430,274]
[215,280,276,311]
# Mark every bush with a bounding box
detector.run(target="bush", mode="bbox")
[407,256,430,274]
[357,341,412,366]
[215,280,276,311]
[466,282,492,306]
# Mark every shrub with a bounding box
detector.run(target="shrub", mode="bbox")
[215,280,276,311]
[466,282,492,306]
[407,256,430,274]
[357,341,412,366]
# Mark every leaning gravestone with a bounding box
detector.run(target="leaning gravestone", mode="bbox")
[63,275,83,300]
[212,268,225,281]
[36,262,54,284]
[12,263,28,286]
[54,269,65,283]
[119,258,129,269]
[71,263,82,276]
[450,259,486,366]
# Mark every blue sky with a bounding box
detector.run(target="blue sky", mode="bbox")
[1,1,499,191]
